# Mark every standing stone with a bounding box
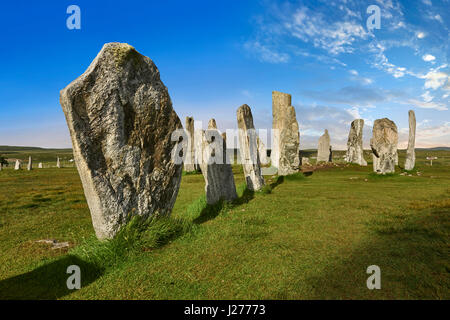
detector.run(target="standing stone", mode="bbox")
[38,162,43,169]
[317,129,331,162]
[271,91,300,175]
[405,110,416,171]
[301,157,310,165]
[237,104,265,191]
[370,118,398,174]
[27,156,32,171]
[56,157,61,168]
[345,119,367,166]
[0,163,2,171]
[184,116,196,172]
[60,42,183,239]
[197,121,237,204]
[208,118,217,129]
[14,160,21,170]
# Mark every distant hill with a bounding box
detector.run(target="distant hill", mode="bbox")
[416,147,450,151]
[0,146,72,152]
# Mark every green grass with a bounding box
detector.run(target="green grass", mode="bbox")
[0,149,449,299]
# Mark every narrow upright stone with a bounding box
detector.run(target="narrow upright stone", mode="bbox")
[27,156,32,171]
[270,91,300,175]
[60,42,183,239]
[370,118,398,174]
[184,116,196,172]
[237,104,265,191]
[38,162,43,169]
[14,160,21,170]
[345,119,367,166]
[198,121,237,204]
[405,110,416,171]
[56,157,61,168]
[317,129,331,162]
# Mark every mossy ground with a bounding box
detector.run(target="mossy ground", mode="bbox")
[0,149,449,299]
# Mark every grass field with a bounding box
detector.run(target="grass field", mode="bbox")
[0,148,449,299]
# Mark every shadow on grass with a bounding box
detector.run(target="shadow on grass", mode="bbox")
[0,255,103,300]
[273,193,450,299]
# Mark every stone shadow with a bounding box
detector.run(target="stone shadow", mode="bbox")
[0,255,103,300]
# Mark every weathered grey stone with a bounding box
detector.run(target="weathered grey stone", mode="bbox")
[56,157,61,168]
[14,160,21,170]
[60,42,183,239]
[27,156,32,171]
[257,136,268,165]
[270,91,300,175]
[197,123,237,204]
[345,119,367,166]
[405,110,416,171]
[301,157,310,165]
[38,162,43,169]
[0,163,2,171]
[237,104,265,191]
[184,116,196,172]
[317,129,331,162]
[370,118,398,174]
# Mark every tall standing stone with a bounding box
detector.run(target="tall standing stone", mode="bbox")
[0,163,2,171]
[14,160,21,170]
[184,116,196,172]
[317,129,331,162]
[27,156,32,171]
[271,91,300,175]
[60,42,183,239]
[405,110,416,171]
[197,121,237,204]
[345,119,367,166]
[208,118,217,129]
[370,118,398,174]
[56,157,61,168]
[237,104,265,191]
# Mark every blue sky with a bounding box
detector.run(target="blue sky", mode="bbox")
[0,0,449,149]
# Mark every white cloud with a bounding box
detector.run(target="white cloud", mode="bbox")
[244,41,290,64]
[422,54,436,62]
[416,31,427,39]
[421,91,434,102]
[422,0,432,5]
[349,69,358,76]
[407,99,448,111]
[423,71,448,90]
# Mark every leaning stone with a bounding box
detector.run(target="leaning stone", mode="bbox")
[198,125,237,204]
[60,42,183,239]
[270,91,300,175]
[370,118,398,174]
[345,119,367,166]
[405,110,416,171]
[14,160,21,170]
[27,156,32,171]
[237,104,265,191]
[317,129,331,162]
[184,116,196,172]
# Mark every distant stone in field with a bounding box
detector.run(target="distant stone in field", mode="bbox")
[14,160,21,170]
[208,118,217,130]
[345,119,367,166]
[317,129,331,163]
[60,42,183,239]
[301,157,310,165]
[27,156,32,171]
[271,91,300,175]
[237,104,265,191]
[370,118,398,174]
[405,110,416,171]
[56,157,61,168]
[198,126,237,204]
[184,116,196,172]
[0,163,2,171]
[38,162,43,169]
